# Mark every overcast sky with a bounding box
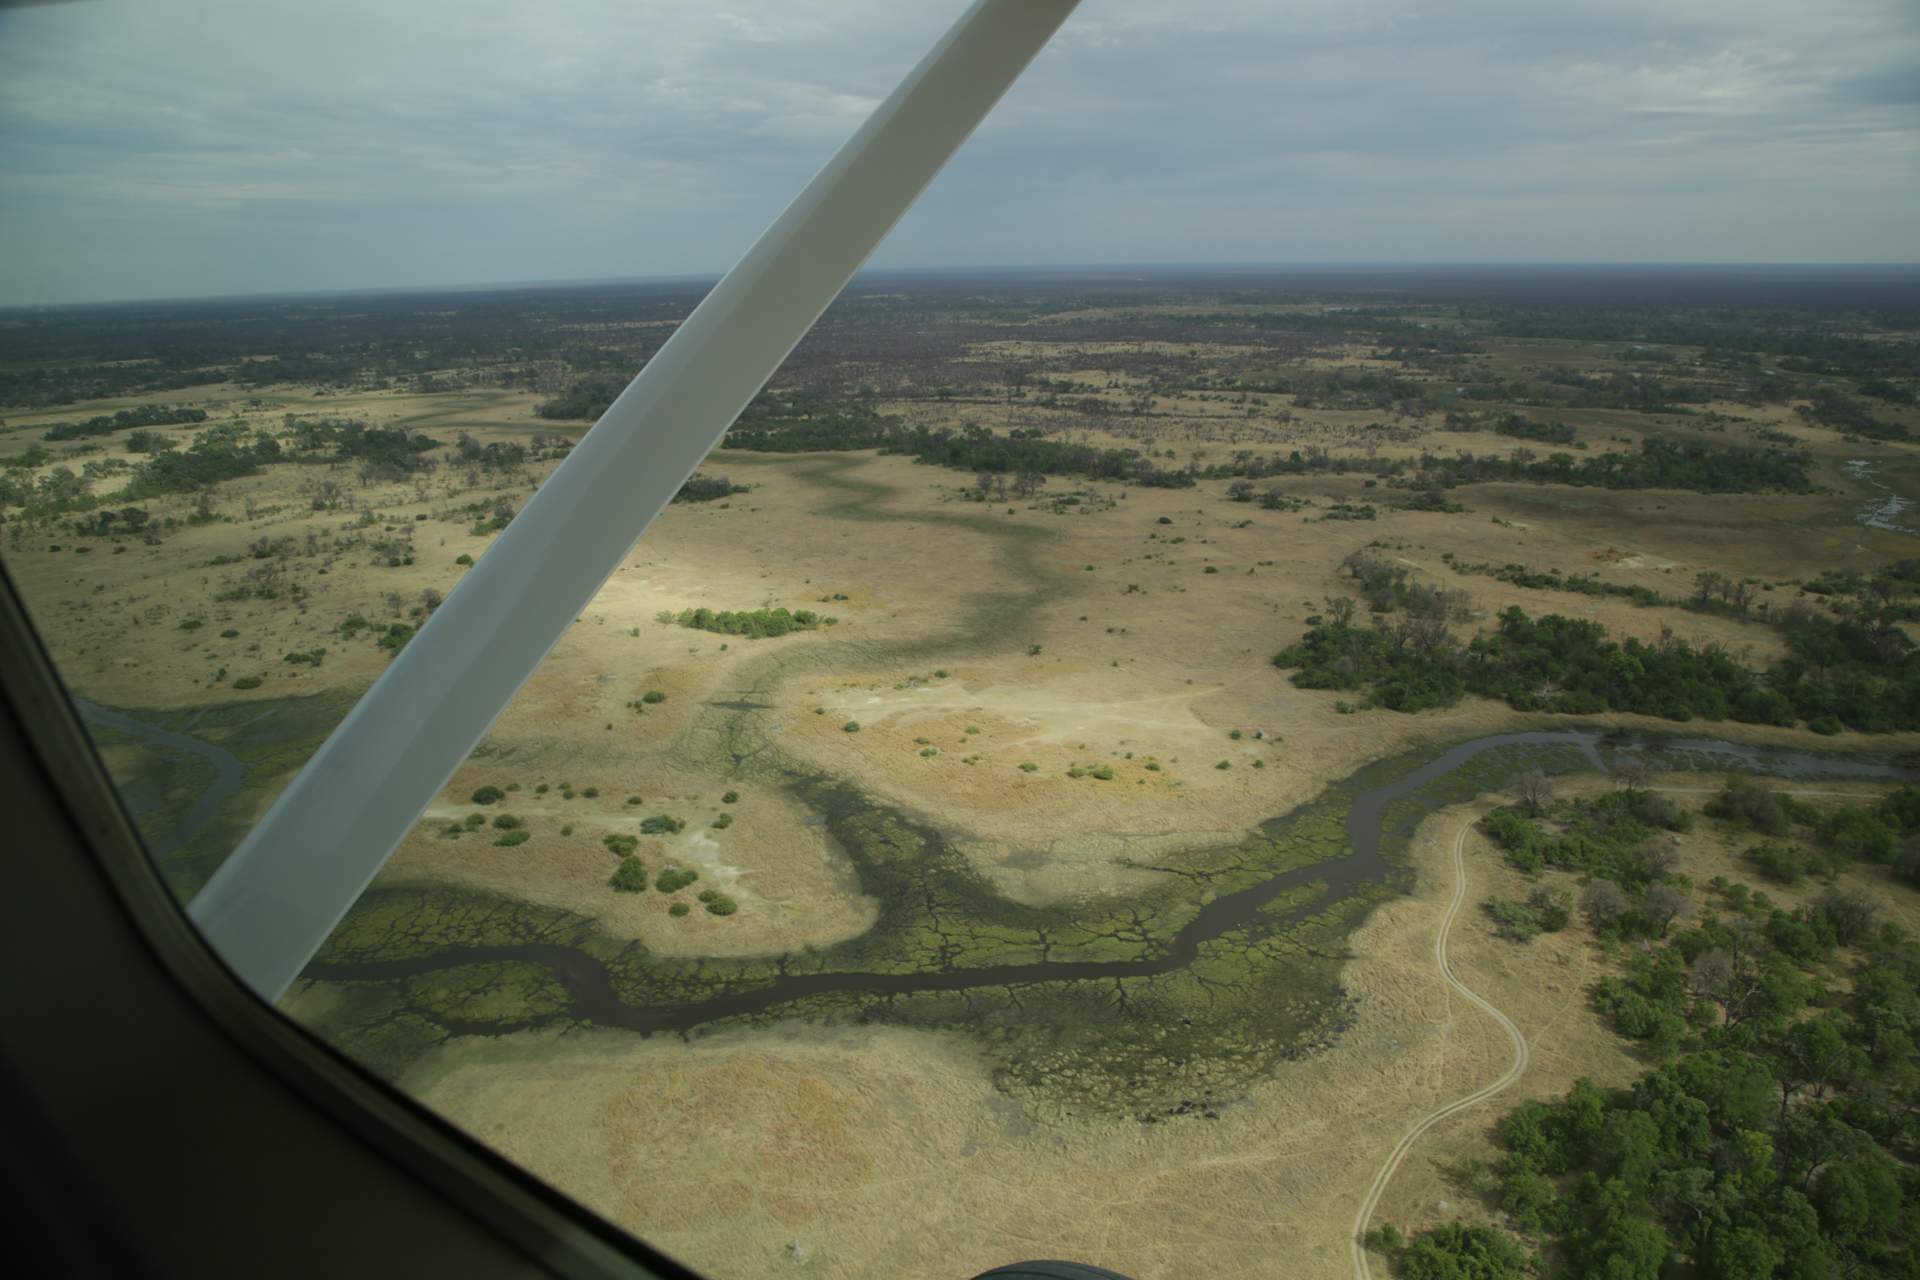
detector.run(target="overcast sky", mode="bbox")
[1,0,1915,306]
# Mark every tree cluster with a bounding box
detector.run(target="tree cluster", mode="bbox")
[659,605,829,639]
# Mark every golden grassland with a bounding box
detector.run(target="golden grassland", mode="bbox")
[6,328,1920,1280]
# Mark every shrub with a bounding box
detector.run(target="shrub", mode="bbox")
[504,782,520,791]
[843,721,861,733]
[1229,729,1243,739]
[1018,762,1038,772]
[454,553,473,565]
[560,824,572,836]
[494,829,530,847]
[1747,840,1807,886]
[491,813,522,829]
[179,618,203,631]
[669,901,690,916]
[1364,1224,1405,1254]
[1145,762,1161,771]
[697,889,716,903]
[581,786,599,798]
[712,813,734,829]
[535,783,549,794]
[1067,767,1088,778]
[641,690,666,704]
[465,813,486,829]
[919,747,939,757]
[705,895,738,916]
[231,676,262,690]
[626,795,642,806]
[1204,565,1219,573]
[655,866,699,893]
[1157,516,1173,524]
[604,834,639,857]
[609,859,649,893]
[471,786,505,805]
[639,814,685,835]
[965,725,980,734]
[1401,1223,1527,1280]
[1092,765,1115,780]
[219,628,239,638]
[722,790,740,804]
[1215,760,1232,770]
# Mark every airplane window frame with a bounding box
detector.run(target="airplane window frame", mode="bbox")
[0,556,701,1280]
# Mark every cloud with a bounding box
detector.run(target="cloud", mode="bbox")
[0,0,1914,304]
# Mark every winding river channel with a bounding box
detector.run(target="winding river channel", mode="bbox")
[302,729,1913,1037]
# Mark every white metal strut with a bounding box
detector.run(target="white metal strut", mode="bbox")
[190,0,1083,1001]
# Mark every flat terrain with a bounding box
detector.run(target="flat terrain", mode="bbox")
[6,275,1919,1280]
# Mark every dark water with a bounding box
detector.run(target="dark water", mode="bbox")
[305,730,1908,1035]
[74,697,248,858]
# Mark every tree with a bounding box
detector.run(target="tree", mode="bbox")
[1511,770,1555,817]
[1643,883,1693,938]
[1401,1223,1527,1280]
[1323,595,1357,626]
[1615,759,1653,792]
[1817,888,1877,944]
[1582,878,1631,929]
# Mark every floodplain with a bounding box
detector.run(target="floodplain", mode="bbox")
[4,266,1919,1280]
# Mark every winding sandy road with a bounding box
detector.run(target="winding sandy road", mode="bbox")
[1350,810,1529,1280]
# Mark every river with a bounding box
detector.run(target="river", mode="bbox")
[302,729,1911,1037]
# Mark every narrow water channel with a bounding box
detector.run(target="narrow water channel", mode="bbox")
[304,730,1910,1036]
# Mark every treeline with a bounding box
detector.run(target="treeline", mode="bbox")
[658,606,833,638]
[1445,555,1670,608]
[1275,603,1920,733]
[671,474,746,503]
[535,376,633,421]
[42,404,207,440]
[1795,388,1909,442]
[722,402,1816,497]
[285,418,443,471]
[1417,780,1919,1280]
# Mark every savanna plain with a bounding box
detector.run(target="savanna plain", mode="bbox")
[5,267,1919,1280]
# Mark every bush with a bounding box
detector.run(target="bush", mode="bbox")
[455,553,473,565]
[230,676,262,690]
[219,628,239,638]
[581,786,598,798]
[609,859,649,893]
[722,790,740,804]
[1747,840,1808,886]
[465,813,486,829]
[641,690,666,704]
[704,895,739,916]
[604,834,639,856]
[1019,762,1038,772]
[535,783,549,794]
[639,814,685,835]
[471,786,505,805]
[655,866,699,893]
[1402,1223,1527,1280]
[712,813,734,829]
[494,829,530,847]
[669,901,690,917]
[843,721,861,733]
[1364,1224,1405,1254]
[491,813,522,830]
[179,618,203,631]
